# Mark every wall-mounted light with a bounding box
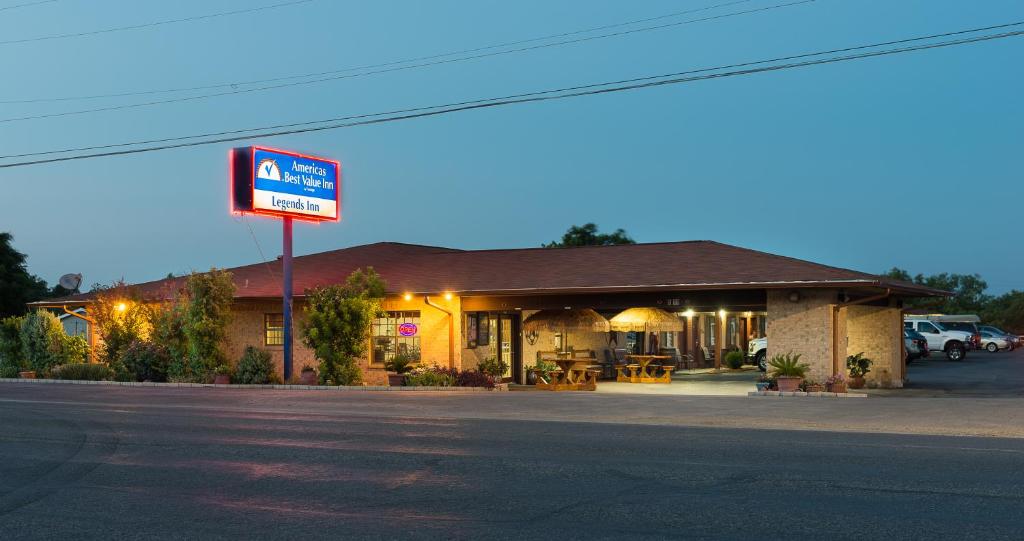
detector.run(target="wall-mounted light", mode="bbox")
[403,293,413,301]
[525,330,539,345]
[788,291,801,303]
[443,292,453,301]
[718,309,726,319]
[683,309,695,318]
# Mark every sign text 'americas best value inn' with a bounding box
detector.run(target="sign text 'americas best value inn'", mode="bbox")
[230,146,340,221]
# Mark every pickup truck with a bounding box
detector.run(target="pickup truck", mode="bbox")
[748,337,768,371]
[903,319,973,361]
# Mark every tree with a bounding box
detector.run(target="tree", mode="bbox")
[882,268,992,314]
[180,269,236,380]
[20,310,68,375]
[302,267,386,385]
[0,316,25,377]
[0,232,50,317]
[543,223,636,248]
[982,290,1024,333]
[91,281,153,366]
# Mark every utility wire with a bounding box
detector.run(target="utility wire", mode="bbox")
[0,0,813,123]
[4,20,1021,161]
[0,0,57,12]
[0,0,755,104]
[0,0,313,46]
[2,26,1021,169]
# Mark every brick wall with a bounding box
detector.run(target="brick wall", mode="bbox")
[766,289,836,382]
[844,303,903,388]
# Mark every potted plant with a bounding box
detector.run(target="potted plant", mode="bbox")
[846,352,873,389]
[384,353,417,387]
[825,373,847,393]
[299,364,318,386]
[755,374,771,392]
[767,352,809,392]
[213,364,232,385]
[477,356,509,382]
[528,358,558,385]
[802,380,825,393]
[18,370,36,379]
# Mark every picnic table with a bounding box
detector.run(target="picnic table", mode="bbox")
[533,354,601,391]
[616,354,673,383]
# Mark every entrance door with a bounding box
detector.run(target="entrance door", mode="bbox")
[498,314,522,384]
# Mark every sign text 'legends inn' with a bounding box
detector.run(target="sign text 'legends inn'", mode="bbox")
[231,146,340,221]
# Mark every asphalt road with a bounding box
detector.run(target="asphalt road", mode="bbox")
[2,377,1024,541]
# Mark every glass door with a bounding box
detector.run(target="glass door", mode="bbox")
[498,314,522,383]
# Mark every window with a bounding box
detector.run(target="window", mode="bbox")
[372,311,421,364]
[265,314,284,346]
[917,322,938,334]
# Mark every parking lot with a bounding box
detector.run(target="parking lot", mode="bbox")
[883,346,1024,397]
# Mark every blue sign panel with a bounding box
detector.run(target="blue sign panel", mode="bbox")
[250,147,340,221]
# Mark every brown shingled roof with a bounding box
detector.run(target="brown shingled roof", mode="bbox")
[34,240,946,305]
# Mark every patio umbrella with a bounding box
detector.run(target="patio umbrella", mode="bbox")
[523,309,610,354]
[609,307,684,354]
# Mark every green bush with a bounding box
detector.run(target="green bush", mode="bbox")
[235,346,280,384]
[0,315,25,378]
[181,270,236,380]
[20,310,67,375]
[767,352,809,379]
[51,363,112,381]
[724,350,745,369]
[384,352,418,374]
[477,356,509,378]
[846,352,873,377]
[405,367,455,387]
[115,340,170,382]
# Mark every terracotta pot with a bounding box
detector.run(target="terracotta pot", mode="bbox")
[827,382,847,393]
[848,376,866,389]
[777,376,802,392]
[299,370,318,386]
[18,371,36,379]
[387,373,405,387]
[213,374,230,385]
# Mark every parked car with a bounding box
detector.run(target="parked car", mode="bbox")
[911,315,982,350]
[979,325,1019,350]
[749,337,767,372]
[904,334,922,363]
[903,318,974,361]
[904,328,929,362]
[979,331,1012,353]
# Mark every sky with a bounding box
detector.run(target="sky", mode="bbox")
[1,0,1022,294]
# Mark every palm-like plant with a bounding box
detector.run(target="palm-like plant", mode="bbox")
[767,352,809,379]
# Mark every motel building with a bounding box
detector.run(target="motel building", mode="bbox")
[41,241,944,388]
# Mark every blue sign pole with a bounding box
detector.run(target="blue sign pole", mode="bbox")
[282,216,294,382]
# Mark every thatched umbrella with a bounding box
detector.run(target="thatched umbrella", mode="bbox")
[523,309,610,354]
[609,307,684,354]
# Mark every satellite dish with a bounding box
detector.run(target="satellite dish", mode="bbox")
[58,273,82,293]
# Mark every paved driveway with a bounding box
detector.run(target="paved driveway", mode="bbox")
[874,347,1024,397]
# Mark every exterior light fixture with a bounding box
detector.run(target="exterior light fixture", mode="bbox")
[443,292,453,301]
[744,311,753,318]
[403,293,413,301]
[683,309,695,318]
[117,303,127,312]
[788,291,801,303]
[718,309,726,319]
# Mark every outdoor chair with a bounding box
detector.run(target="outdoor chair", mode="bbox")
[600,349,617,380]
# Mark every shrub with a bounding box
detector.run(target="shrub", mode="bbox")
[405,366,455,387]
[62,335,89,365]
[181,270,236,380]
[0,315,25,378]
[20,310,66,375]
[454,369,495,389]
[115,340,170,382]
[477,356,508,378]
[51,363,112,381]
[767,352,809,379]
[152,302,188,379]
[235,346,281,384]
[302,268,385,386]
[91,282,152,366]
[384,352,418,374]
[724,350,745,369]
[846,352,873,377]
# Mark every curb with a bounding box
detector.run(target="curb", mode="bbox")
[747,391,867,398]
[0,378,506,392]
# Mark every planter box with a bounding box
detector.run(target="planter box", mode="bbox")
[777,377,802,392]
[18,371,36,379]
[299,371,318,386]
[387,373,405,387]
[213,374,230,385]
[827,382,847,393]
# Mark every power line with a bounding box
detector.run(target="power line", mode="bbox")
[0,0,755,104]
[5,20,1022,161]
[0,0,814,123]
[1,25,1021,169]
[0,0,313,46]
[0,0,57,12]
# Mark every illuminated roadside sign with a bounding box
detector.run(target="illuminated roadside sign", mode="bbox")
[231,146,340,221]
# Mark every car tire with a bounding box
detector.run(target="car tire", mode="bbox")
[755,350,766,372]
[986,342,999,353]
[946,342,965,362]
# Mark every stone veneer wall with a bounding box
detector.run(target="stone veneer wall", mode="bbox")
[224,295,460,386]
[844,303,903,388]
[765,289,836,382]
